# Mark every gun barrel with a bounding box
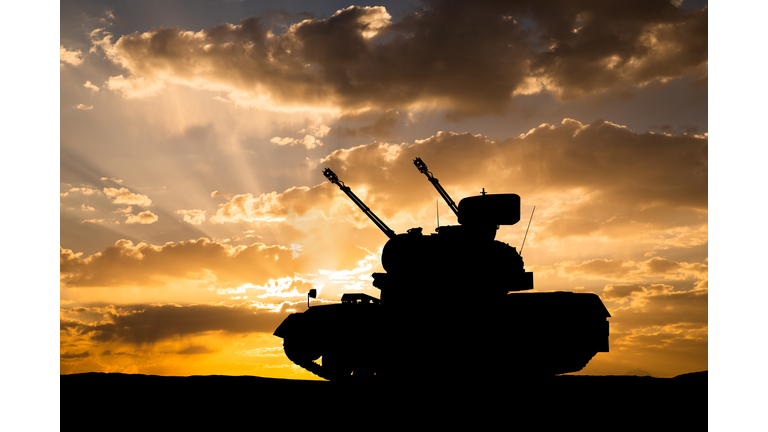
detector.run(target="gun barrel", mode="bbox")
[323,168,396,239]
[413,157,460,217]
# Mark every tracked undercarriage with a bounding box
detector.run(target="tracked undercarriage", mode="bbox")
[274,291,609,381]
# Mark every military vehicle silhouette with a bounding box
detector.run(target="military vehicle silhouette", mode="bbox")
[274,157,610,381]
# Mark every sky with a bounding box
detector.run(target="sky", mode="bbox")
[53,0,718,381]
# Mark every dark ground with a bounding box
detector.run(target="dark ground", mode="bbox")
[61,371,707,429]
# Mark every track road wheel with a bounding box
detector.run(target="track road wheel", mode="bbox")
[322,352,353,382]
[282,338,320,364]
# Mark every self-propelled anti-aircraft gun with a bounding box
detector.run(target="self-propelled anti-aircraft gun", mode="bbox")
[273,158,610,381]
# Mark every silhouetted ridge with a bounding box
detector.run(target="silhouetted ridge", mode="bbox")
[61,372,707,429]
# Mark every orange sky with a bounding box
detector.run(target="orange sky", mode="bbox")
[55,0,715,380]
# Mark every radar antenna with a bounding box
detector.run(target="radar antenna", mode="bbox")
[413,157,459,217]
[323,168,396,239]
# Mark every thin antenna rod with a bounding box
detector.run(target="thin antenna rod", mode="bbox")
[520,206,536,255]
[436,199,439,227]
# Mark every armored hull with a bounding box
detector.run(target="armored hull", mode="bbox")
[274,291,610,381]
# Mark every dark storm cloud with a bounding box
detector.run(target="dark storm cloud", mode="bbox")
[78,304,290,345]
[96,1,707,118]
[331,109,400,139]
[514,0,708,99]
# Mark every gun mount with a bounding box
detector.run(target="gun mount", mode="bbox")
[274,159,610,382]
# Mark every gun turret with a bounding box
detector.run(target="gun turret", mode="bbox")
[323,168,396,239]
[414,157,521,229]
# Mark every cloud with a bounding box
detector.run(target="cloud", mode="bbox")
[592,281,707,376]
[211,190,234,199]
[83,81,100,93]
[300,124,330,137]
[270,135,323,149]
[105,74,165,99]
[103,187,153,206]
[60,351,90,359]
[60,45,84,67]
[271,123,334,149]
[357,109,399,139]
[63,187,102,197]
[603,285,708,336]
[176,209,206,225]
[561,259,635,280]
[90,2,706,118]
[63,303,290,345]
[210,186,335,224]
[237,347,285,357]
[60,238,310,289]
[556,257,707,283]
[124,210,158,224]
[177,345,218,355]
[601,283,673,304]
[524,1,708,100]
[210,120,706,246]
[331,109,399,139]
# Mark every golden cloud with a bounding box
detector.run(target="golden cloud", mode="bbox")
[601,283,674,304]
[270,135,323,149]
[209,120,706,248]
[124,210,158,224]
[301,124,330,137]
[60,45,84,67]
[606,286,708,332]
[62,186,101,197]
[556,257,707,283]
[67,303,291,345]
[210,185,335,224]
[83,81,100,93]
[175,209,206,225]
[589,282,708,376]
[60,238,310,290]
[103,187,153,206]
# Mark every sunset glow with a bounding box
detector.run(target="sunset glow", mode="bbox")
[60,0,709,380]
